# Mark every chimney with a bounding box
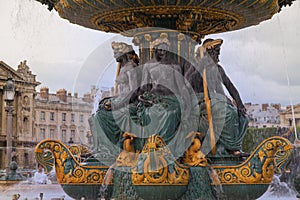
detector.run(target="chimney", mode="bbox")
[68,92,72,97]
[91,85,97,100]
[244,102,251,107]
[271,103,281,110]
[74,92,78,98]
[40,87,49,99]
[56,89,67,102]
[262,103,268,111]
[83,93,91,103]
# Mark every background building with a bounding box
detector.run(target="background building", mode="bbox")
[0,60,94,169]
[0,60,40,169]
[280,104,300,127]
[34,87,94,145]
[245,103,281,128]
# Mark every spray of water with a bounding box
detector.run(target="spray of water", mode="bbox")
[98,164,115,199]
[257,175,297,200]
[276,15,298,141]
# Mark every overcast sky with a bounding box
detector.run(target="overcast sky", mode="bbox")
[0,0,300,106]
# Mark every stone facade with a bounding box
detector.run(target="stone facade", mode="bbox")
[0,60,94,170]
[280,104,300,127]
[0,60,40,170]
[245,103,281,128]
[34,87,94,145]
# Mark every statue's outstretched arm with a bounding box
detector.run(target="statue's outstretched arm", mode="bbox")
[218,65,246,116]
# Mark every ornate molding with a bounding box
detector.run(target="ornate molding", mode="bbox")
[35,139,112,184]
[132,135,189,185]
[89,6,243,38]
[213,136,293,185]
[33,0,295,39]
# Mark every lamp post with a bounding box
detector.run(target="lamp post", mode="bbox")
[4,78,15,173]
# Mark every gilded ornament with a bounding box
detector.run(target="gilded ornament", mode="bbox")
[213,136,293,185]
[144,34,151,42]
[182,132,208,167]
[35,139,113,185]
[132,135,189,185]
[59,0,70,8]
[177,33,185,41]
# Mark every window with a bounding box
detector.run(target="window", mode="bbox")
[71,130,75,141]
[71,113,75,122]
[80,114,84,123]
[23,117,29,132]
[50,129,54,138]
[62,113,66,122]
[50,112,54,121]
[40,111,45,121]
[24,153,29,167]
[40,128,45,140]
[62,130,66,142]
[79,130,84,138]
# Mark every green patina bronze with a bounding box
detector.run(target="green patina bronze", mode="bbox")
[34,0,295,42]
[31,0,296,199]
[3,162,26,181]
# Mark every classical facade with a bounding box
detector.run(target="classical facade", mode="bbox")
[0,60,94,170]
[280,104,300,127]
[34,87,94,146]
[245,103,281,128]
[0,60,40,170]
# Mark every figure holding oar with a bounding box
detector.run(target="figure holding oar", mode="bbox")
[186,38,249,157]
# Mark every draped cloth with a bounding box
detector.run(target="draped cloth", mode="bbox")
[92,59,197,160]
[185,55,249,154]
[92,93,192,160]
[195,93,249,154]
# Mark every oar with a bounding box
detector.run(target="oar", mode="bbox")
[202,64,217,155]
[199,40,223,155]
[114,62,121,95]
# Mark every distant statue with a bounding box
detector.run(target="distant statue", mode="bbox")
[186,38,249,156]
[5,161,26,181]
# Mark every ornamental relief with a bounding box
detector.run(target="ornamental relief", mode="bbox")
[89,7,243,37]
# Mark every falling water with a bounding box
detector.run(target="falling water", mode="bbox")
[276,14,298,141]
[207,166,224,199]
[286,72,298,140]
[98,164,115,200]
[257,175,298,200]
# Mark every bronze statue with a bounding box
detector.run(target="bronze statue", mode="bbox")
[111,41,140,97]
[92,42,142,162]
[186,38,249,157]
[138,34,194,157]
[92,38,194,161]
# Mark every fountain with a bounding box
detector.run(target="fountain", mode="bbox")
[32,0,296,199]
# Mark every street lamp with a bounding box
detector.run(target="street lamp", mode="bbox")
[4,78,15,173]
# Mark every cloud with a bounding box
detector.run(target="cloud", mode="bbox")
[1,0,300,106]
[207,1,300,105]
